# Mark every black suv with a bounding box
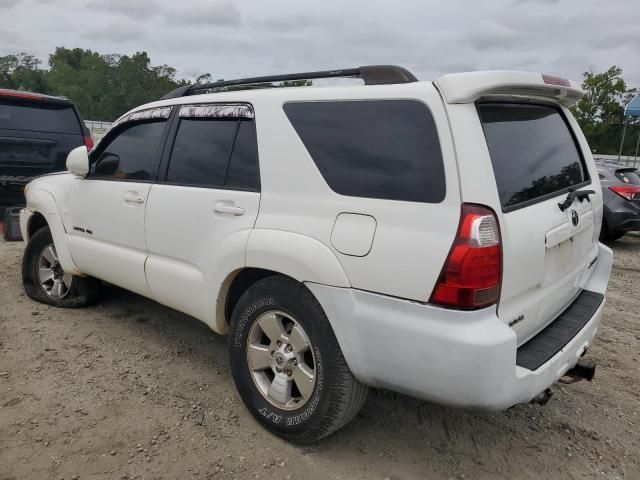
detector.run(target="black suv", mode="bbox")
[1,88,91,239]
[596,160,640,241]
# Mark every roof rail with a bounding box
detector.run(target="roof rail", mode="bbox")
[160,65,418,100]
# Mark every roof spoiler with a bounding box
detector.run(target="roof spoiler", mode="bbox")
[435,71,584,107]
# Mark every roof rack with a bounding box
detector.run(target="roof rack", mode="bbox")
[160,65,418,100]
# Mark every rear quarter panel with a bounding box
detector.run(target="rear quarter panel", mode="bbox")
[250,83,461,302]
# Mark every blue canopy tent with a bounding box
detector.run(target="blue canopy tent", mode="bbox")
[618,94,640,161]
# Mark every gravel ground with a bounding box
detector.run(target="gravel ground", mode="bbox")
[1,234,639,480]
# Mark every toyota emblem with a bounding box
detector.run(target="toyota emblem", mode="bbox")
[570,210,579,227]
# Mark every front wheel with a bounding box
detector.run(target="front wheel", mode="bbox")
[228,275,368,443]
[22,227,101,307]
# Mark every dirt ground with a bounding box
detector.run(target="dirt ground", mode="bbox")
[0,235,638,480]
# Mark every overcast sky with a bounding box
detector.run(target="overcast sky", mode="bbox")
[2,0,639,86]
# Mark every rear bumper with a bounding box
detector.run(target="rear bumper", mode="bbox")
[306,243,613,410]
[604,200,640,232]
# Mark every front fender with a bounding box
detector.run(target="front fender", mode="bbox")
[23,188,81,276]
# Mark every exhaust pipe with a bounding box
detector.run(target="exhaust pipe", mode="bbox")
[532,359,596,405]
[559,359,596,384]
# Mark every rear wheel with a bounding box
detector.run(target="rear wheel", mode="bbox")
[22,227,101,307]
[228,275,368,443]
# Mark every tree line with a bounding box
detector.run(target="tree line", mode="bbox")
[1,48,638,155]
[1,48,188,122]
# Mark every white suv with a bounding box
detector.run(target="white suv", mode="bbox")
[19,66,613,443]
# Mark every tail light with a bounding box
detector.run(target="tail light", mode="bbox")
[609,185,640,201]
[0,88,43,100]
[430,204,502,310]
[84,136,94,151]
[542,74,571,87]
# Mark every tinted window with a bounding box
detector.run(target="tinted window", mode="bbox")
[614,169,640,185]
[283,100,445,203]
[478,103,588,210]
[0,99,81,134]
[167,119,237,188]
[226,120,260,191]
[90,120,166,180]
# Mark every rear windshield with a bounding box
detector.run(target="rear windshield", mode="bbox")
[478,103,588,211]
[0,99,81,135]
[615,169,640,185]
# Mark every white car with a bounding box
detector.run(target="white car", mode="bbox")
[19,66,613,443]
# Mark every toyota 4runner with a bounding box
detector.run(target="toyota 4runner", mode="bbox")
[19,66,613,443]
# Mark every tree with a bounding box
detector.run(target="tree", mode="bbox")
[0,53,49,93]
[196,73,213,84]
[570,66,638,154]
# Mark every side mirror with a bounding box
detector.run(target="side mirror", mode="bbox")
[66,146,89,178]
[94,153,120,176]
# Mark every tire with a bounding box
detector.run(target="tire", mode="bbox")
[22,226,101,307]
[228,275,368,443]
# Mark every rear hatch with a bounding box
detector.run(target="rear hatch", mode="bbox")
[477,101,600,344]
[0,93,85,182]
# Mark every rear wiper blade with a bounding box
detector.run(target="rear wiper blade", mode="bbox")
[558,189,596,212]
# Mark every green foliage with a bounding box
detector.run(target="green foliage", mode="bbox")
[0,53,49,93]
[0,47,189,121]
[570,66,638,155]
[0,48,314,122]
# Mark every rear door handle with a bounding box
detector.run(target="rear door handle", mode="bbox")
[214,201,245,216]
[123,191,145,204]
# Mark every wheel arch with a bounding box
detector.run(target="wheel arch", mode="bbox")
[213,229,350,334]
[27,211,48,240]
[23,188,81,276]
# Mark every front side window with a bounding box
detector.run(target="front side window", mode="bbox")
[478,103,588,211]
[283,100,446,203]
[89,120,167,181]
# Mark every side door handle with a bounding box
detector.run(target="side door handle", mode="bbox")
[123,191,145,204]
[214,201,245,216]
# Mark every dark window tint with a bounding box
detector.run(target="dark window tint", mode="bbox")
[226,120,260,191]
[167,119,237,188]
[0,99,81,134]
[284,100,445,203]
[614,169,640,185]
[90,120,166,181]
[478,103,588,210]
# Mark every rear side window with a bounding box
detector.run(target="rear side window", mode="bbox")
[166,117,260,191]
[283,100,445,203]
[0,99,81,135]
[478,103,588,211]
[614,169,640,185]
[90,120,167,181]
[167,119,237,188]
[226,120,260,191]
